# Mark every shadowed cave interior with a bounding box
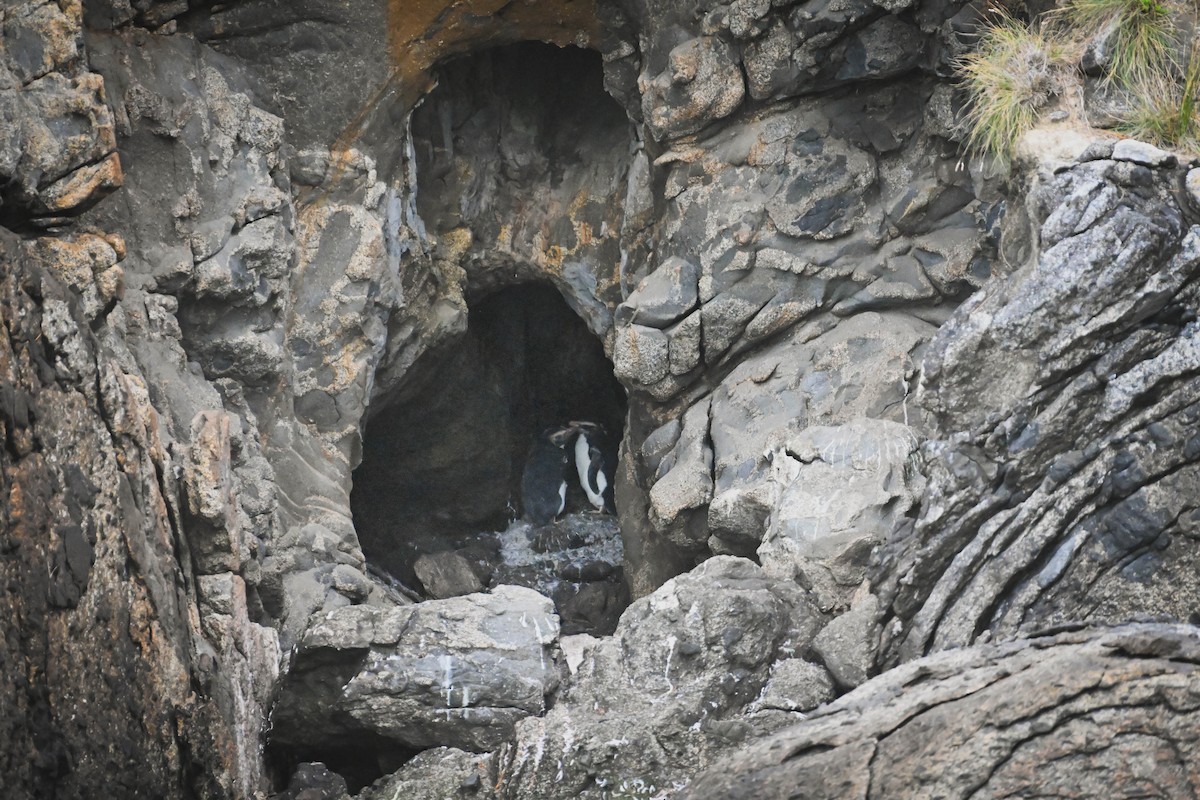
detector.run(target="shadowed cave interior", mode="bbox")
[351,283,627,593]
[322,43,632,789]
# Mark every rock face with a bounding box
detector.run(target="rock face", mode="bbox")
[358,556,834,799]
[682,624,1200,799]
[875,142,1200,666]
[0,221,280,799]
[271,587,560,758]
[4,0,1200,797]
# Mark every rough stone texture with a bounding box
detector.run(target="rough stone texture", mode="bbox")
[876,146,1200,667]
[359,748,492,800]
[373,557,833,800]
[7,0,1200,796]
[615,78,990,594]
[0,0,122,222]
[749,658,836,715]
[756,419,923,612]
[271,587,561,754]
[681,624,1200,799]
[640,36,746,140]
[0,233,278,798]
[810,592,880,689]
[415,551,486,599]
[79,26,403,647]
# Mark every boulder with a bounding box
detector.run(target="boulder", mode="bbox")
[271,586,561,753]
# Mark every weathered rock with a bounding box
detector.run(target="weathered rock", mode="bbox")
[682,624,1200,800]
[877,150,1200,666]
[470,557,829,798]
[810,593,880,689]
[750,658,836,715]
[1111,138,1176,167]
[640,36,745,140]
[617,256,700,328]
[185,409,242,574]
[271,587,561,754]
[415,551,486,599]
[755,419,923,611]
[648,398,714,548]
[0,231,278,799]
[614,322,672,389]
[359,748,494,800]
[23,233,125,319]
[12,0,1200,796]
[0,0,122,221]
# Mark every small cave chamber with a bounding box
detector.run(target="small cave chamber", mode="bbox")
[351,283,627,595]
[352,38,635,633]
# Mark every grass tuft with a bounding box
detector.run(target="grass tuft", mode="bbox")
[1059,0,1178,87]
[958,11,1068,163]
[960,0,1200,161]
[1117,39,1200,152]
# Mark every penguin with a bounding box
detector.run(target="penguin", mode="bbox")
[569,421,615,514]
[521,425,575,525]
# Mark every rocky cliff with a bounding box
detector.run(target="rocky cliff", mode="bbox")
[2,0,1199,798]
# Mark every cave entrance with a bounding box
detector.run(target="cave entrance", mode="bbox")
[351,283,627,595]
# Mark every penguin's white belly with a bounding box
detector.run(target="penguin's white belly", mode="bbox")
[575,434,605,510]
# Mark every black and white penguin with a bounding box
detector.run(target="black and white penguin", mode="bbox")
[521,426,575,525]
[569,421,615,514]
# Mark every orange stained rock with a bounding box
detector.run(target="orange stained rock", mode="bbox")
[329,1,598,189]
[371,0,600,121]
[38,152,123,213]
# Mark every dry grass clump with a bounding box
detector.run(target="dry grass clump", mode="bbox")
[958,11,1074,163]
[959,0,1200,161]
[1118,39,1200,150]
[1061,0,1179,87]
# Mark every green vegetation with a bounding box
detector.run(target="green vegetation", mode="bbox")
[958,11,1072,163]
[1061,0,1177,87]
[959,0,1200,161]
[1117,39,1200,149]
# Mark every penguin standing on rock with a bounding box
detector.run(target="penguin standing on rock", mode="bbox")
[521,426,575,525]
[569,421,616,514]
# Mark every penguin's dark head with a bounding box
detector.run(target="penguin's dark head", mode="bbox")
[568,420,607,440]
[546,425,576,447]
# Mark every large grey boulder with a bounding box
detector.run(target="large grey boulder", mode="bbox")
[447,557,830,799]
[271,586,560,753]
[756,419,924,612]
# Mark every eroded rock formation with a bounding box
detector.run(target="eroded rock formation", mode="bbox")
[3,0,1199,797]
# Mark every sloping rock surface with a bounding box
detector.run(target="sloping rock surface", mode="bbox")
[681,624,1200,799]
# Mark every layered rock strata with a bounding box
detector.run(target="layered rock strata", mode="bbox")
[3,0,1200,797]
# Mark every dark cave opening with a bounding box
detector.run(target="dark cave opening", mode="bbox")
[277,41,633,792]
[351,283,627,592]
